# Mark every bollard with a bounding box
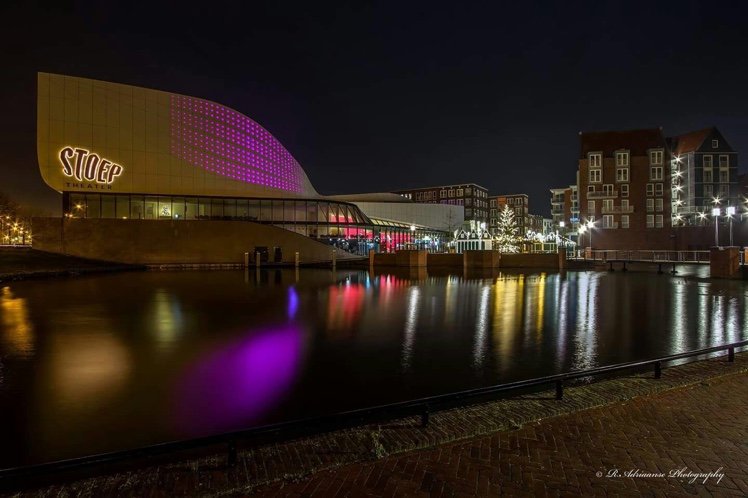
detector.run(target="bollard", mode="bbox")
[654,361,662,379]
[555,380,564,400]
[295,251,299,268]
[421,407,429,427]
[244,252,249,269]
[728,346,735,362]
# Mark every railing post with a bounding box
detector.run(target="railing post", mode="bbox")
[227,440,237,467]
[728,346,735,362]
[555,380,564,400]
[421,407,430,427]
[654,361,662,379]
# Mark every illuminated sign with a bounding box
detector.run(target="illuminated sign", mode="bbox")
[59,147,123,185]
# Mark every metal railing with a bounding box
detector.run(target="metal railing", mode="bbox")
[572,250,711,263]
[0,339,746,487]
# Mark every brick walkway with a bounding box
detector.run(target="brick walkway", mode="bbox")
[252,372,748,497]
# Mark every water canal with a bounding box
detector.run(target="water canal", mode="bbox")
[0,267,746,467]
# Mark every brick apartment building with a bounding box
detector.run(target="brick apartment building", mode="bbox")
[394,183,489,224]
[577,128,673,249]
[564,127,744,250]
[489,194,529,236]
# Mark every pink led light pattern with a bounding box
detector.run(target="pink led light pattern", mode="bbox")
[170,95,304,193]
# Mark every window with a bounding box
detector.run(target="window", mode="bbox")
[650,166,663,180]
[650,149,663,165]
[712,139,719,148]
[603,215,615,228]
[588,185,595,192]
[448,189,454,197]
[490,209,496,217]
[456,188,464,196]
[589,153,602,168]
[440,189,446,198]
[603,184,614,195]
[719,170,729,183]
[621,199,630,211]
[647,199,654,212]
[646,214,654,228]
[490,199,496,207]
[465,208,472,217]
[655,215,664,228]
[620,184,629,197]
[703,155,713,167]
[603,199,613,211]
[616,167,629,182]
[646,183,654,196]
[719,184,729,197]
[621,215,630,229]
[616,151,629,166]
[465,188,472,195]
[589,169,602,183]
[465,198,472,206]
[703,170,713,183]
[655,198,663,212]
[655,183,663,196]
[704,184,713,198]
[719,155,729,168]
[588,200,595,213]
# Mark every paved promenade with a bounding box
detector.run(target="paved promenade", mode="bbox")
[254,371,748,497]
[3,355,747,497]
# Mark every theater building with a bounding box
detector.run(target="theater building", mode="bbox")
[34,73,461,263]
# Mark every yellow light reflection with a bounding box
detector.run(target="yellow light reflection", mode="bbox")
[0,286,34,357]
[50,333,131,405]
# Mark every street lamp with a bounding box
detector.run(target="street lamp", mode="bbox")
[727,206,736,246]
[586,219,595,251]
[712,207,721,247]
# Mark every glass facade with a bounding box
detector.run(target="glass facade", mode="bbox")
[64,193,447,255]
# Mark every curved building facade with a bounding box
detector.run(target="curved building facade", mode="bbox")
[37,73,458,257]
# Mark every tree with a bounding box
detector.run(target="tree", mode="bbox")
[495,205,520,253]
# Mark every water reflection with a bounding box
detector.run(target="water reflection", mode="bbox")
[174,325,303,436]
[0,268,747,467]
[0,286,34,357]
[151,289,183,346]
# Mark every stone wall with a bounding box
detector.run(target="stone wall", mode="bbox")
[499,253,560,269]
[32,217,357,265]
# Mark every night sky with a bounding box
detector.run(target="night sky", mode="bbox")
[3,1,748,216]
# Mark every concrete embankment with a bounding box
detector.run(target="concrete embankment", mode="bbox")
[0,247,145,282]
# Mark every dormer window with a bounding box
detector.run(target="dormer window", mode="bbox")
[712,139,719,148]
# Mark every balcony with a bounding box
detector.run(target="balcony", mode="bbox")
[601,222,619,229]
[587,190,618,199]
[551,207,564,215]
[601,206,634,214]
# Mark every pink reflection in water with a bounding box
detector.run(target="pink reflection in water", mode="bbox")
[174,326,303,436]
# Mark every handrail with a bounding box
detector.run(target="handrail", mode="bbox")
[1,339,746,484]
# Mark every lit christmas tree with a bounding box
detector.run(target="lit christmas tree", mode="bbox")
[495,205,520,253]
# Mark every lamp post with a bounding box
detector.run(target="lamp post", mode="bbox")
[586,219,595,252]
[727,206,736,246]
[577,225,587,258]
[712,207,721,247]
[558,221,565,251]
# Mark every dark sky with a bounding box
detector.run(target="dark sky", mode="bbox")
[2,1,748,216]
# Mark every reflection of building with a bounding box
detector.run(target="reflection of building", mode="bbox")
[36,73,462,260]
[393,184,488,224]
[489,194,529,236]
[667,127,739,225]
